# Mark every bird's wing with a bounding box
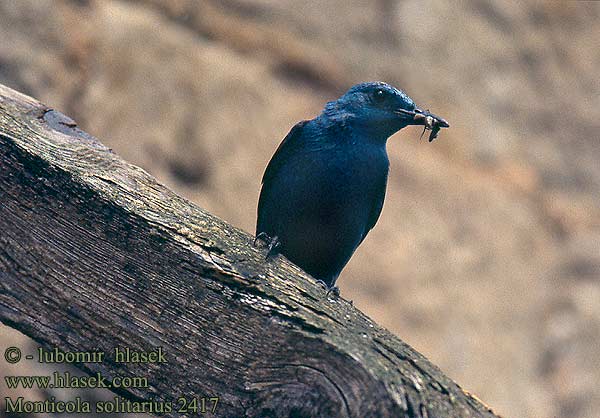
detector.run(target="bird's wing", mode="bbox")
[360,174,387,244]
[257,120,309,234]
[260,120,309,186]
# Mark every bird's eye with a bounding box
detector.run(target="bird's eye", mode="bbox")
[373,89,386,103]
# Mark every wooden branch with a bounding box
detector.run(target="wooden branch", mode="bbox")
[0,83,499,418]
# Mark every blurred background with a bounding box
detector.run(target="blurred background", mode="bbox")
[1,1,599,417]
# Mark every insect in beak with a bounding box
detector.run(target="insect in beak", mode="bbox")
[396,108,449,142]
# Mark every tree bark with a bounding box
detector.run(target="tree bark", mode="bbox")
[0,83,499,417]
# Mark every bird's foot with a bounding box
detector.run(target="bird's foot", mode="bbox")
[253,232,269,247]
[315,280,340,298]
[254,232,281,260]
[266,236,281,259]
[315,280,328,290]
[326,286,340,298]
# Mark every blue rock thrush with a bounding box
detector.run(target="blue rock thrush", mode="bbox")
[256,82,449,290]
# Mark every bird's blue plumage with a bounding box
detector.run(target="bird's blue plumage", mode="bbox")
[257,82,448,288]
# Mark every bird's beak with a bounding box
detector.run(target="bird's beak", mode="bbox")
[412,108,450,128]
[395,107,450,141]
[396,108,450,128]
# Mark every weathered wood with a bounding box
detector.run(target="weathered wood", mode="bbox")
[0,83,499,417]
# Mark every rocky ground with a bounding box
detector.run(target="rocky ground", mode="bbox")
[1,1,599,417]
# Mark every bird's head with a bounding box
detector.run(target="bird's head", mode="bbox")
[322,81,449,142]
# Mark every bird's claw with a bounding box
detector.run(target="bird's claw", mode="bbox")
[315,280,340,298]
[315,280,329,290]
[326,286,340,298]
[254,232,281,260]
[253,232,269,247]
[266,236,281,259]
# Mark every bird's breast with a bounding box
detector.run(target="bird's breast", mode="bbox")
[291,146,386,222]
[324,145,388,192]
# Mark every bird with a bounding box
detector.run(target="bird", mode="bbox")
[256,81,448,291]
